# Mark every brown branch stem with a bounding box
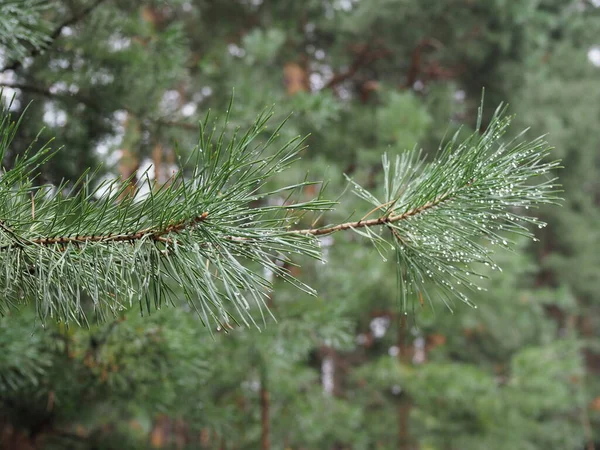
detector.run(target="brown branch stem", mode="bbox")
[260,372,270,450]
[156,119,199,131]
[0,82,202,132]
[0,212,208,250]
[323,43,391,90]
[0,219,27,244]
[1,184,452,252]
[403,38,443,89]
[0,82,56,98]
[293,192,449,236]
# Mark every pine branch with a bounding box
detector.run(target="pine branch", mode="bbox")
[0,98,560,326]
[316,102,561,312]
[157,119,202,131]
[1,212,209,249]
[2,189,447,252]
[323,42,392,90]
[0,81,207,128]
[0,101,331,326]
[0,81,94,104]
[0,82,56,98]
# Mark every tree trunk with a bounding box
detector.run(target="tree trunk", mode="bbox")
[397,315,413,450]
[260,371,270,450]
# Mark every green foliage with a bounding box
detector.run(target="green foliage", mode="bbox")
[347,105,559,311]
[0,0,597,449]
[0,308,218,447]
[0,98,558,327]
[376,91,432,149]
[0,104,331,325]
[0,312,52,393]
[242,28,286,64]
[0,0,51,61]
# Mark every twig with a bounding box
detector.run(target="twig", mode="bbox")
[0,82,201,130]
[156,119,199,131]
[359,199,396,223]
[0,182,454,252]
[0,82,56,97]
[294,192,450,236]
[323,43,391,90]
[403,38,443,89]
[0,212,208,250]
[0,219,28,245]
[0,81,104,113]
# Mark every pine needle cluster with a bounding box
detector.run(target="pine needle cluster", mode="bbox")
[0,97,560,326]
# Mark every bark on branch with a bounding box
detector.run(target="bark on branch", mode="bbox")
[294,191,450,236]
[0,212,208,250]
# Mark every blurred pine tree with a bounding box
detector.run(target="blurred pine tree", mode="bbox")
[0,1,597,449]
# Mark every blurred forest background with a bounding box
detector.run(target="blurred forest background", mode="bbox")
[1,0,600,449]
